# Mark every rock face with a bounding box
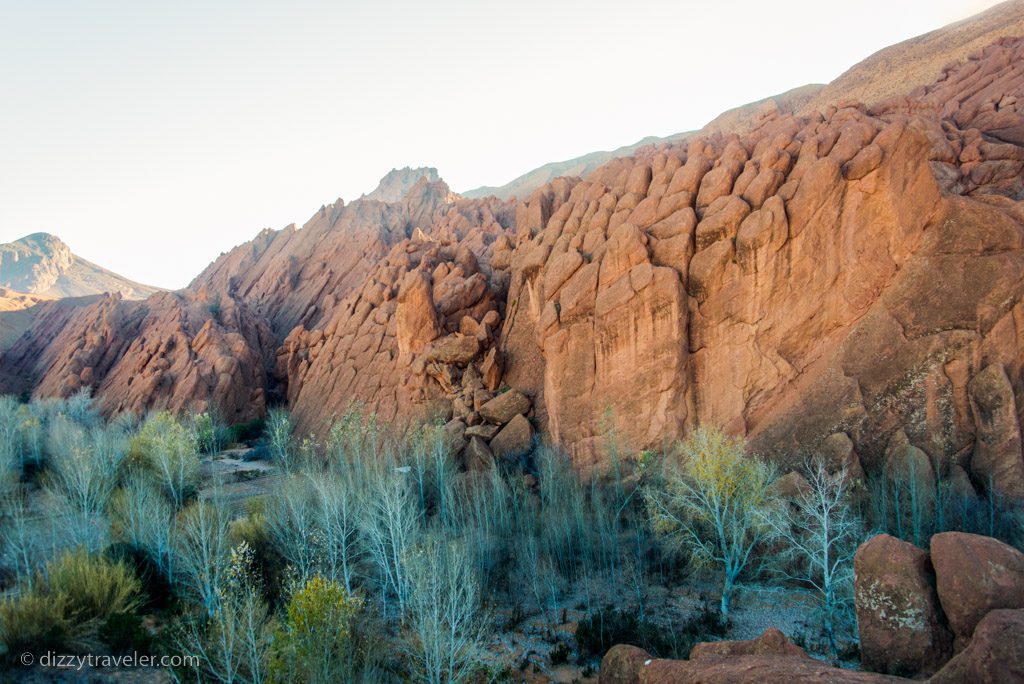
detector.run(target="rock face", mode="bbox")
[930,532,1024,643]
[967,364,1024,500]
[499,35,1024,473]
[854,534,952,676]
[0,233,160,299]
[3,18,1024,486]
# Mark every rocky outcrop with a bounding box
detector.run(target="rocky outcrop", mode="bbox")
[854,534,952,676]
[968,364,1024,500]
[687,627,810,661]
[930,532,1024,644]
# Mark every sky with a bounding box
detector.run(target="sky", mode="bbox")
[0,0,1004,289]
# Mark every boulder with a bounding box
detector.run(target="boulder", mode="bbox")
[480,347,503,391]
[689,628,810,661]
[928,609,1024,684]
[854,534,952,676]
[599,644,650,684]
[423,334,480,366]
[930,532,1024,641]
[489,414,533,460]
[599,643,903,684]
[463,436,494,471]
[774,471,811,499]
[465,423,500,440]
[396,270,441,357]
[479,389,531,425]
[442,419,467,455]
[821,432,866,484]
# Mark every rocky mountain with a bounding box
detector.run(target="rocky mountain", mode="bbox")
[362,167,442,203]
[3,5,1024,507]
[0,232,160,300]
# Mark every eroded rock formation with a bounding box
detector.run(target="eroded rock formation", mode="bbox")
[2,32,1024,488]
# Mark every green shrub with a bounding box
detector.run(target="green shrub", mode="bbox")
[0,592,68,657]
[269,576,378,683]
[41,548,143,623]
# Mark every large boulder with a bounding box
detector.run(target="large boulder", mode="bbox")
[599,644,650,684]
[488,413,533,460]
[478,389,531,425]
[854,534,952,676]
[598,642,903,684]
[928,609,1024,683]
[395,269,442,358]
[422,334,480,366]
[930,532,1024,642]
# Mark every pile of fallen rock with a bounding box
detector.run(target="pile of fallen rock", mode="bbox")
[600,531,1024,683]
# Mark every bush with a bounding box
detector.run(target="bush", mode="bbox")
[0,592,68,657]
[269,575,374,683]
[41,547,143,623]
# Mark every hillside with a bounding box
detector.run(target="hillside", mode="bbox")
[0,232,160,300]
[801,0,1024,113]
[461,132,691,201]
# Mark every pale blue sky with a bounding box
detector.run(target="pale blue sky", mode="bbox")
[0,0,1002,288]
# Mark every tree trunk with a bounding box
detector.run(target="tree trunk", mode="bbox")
[720,578,732,622]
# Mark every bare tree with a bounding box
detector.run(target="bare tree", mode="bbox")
[264,475,322,583]
[0,489,41,590]
[176,494,233,616]
[265,409,295,472]
[175,542,273,684]
[309,470,361,594]
[44,416,126,551]
[113,471,177,582]
[142,413,201,508]
[405,535,488,684]
[357,458,419,615]
[764,459,862,657]
[645,427,777,621]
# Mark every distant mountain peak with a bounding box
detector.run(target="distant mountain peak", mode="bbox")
[0,232,161,300]
[362,167,442,203]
